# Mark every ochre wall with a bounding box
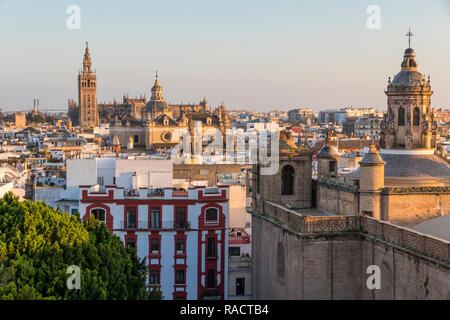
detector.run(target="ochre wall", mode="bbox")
[382,193,450,226]
[316,184,358,215]
[252,214,450,300]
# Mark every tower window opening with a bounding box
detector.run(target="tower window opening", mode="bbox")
[398,107,405,126]
[281,165,294,195]
[413,107,420,126]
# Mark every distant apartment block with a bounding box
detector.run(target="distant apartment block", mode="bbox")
[287,108,316,123]
[319,107,382,125]
[14,112,26,128]
[354,115,383,137]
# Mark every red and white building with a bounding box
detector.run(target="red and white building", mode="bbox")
[79,184,229,300]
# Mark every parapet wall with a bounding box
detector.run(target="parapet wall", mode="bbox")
[316,180,359,216]
[250,201,450,299]
[314,180,450,225]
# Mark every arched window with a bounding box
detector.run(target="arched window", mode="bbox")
[277,242,285,279]
[91,208,106,222]
[205,208,218,222]
[398,107,405,126]
[281,165,294,195]
[413,108,420,126]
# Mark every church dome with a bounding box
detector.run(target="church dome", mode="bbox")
[145,100,170,113]
[145,71,171,114]
[390,70,425,87]
[317,133,339,159]
[389,47,429,89]
[347,152,450,187]
[317,145,339,159]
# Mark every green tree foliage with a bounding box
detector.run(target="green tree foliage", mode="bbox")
[0,193,149,300]
[149,285,164,300]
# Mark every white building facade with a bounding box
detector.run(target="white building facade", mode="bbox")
[78,185,229,300]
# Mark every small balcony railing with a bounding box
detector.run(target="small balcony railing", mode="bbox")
[148,188,164,196]
[119,220,191,230]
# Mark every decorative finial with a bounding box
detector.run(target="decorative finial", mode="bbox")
[85,41,88,48]
[156,70,158,79]
[406,27,414,48]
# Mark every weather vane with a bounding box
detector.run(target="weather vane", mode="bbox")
[406,28,414,48]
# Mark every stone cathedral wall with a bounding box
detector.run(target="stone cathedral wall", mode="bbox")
[314,181,450,226]
[250,201,450,300]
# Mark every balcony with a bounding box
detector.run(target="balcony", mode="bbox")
[119,220,191,230]
[148,188,164,196]
[124,189,140,197]
[120,220,144,230]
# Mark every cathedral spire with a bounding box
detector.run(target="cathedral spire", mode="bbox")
[83,41,92,73]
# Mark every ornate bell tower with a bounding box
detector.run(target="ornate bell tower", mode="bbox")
[380,30,437,150]
[78,42,99,128]
[151,71,164,101]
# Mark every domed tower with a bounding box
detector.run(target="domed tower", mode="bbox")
[151,71,163,101]
[144,71,172,120]
[317,133,340,180]
[359,143,386,219]
[381,30,436,150]
[252,131,313,211]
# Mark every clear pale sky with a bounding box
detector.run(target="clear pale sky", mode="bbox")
[0,0,449,112]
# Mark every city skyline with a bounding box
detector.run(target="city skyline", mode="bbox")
[1,0,450,112]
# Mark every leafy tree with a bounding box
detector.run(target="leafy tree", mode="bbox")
[149,285,164,300]
[0,192,149,300]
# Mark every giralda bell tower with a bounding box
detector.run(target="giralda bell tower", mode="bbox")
[78,42,99,128]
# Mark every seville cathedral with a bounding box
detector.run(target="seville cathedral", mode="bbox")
[68,43,231,151]
[250,36,449,299]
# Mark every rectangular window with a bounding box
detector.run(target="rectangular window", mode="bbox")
[150,238,159,253]
[97,176,104,186]
[207,238,216,258]
[150,271,159,285]
[150,208,160,229]
[175,270,185,284]
[207,269,215,288]
[176,239,185,254]
[229,247,240,256]
[236,278,245,296]
[126,207,137,229]
[176,207,186,228]
[329,161,336,174]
